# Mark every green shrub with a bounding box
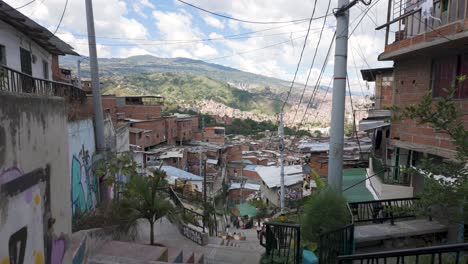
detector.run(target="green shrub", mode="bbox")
[301,188,350,242]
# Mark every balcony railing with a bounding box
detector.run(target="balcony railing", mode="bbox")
[377,0,468,47]
[371,156,412,186]
[260,222,301,264]
[0,65,86,102]
[337,243,468,263]
[348,197,419,225]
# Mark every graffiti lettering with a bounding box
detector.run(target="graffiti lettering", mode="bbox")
[71,144,98,215]
[278,188,300,201]
[8,227,27,264]
[182,225,204,245]
[72,236,87,264]
[0,166,51,264]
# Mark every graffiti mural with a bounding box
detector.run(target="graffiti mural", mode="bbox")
[71,144,98,215]
[0,166,52,264]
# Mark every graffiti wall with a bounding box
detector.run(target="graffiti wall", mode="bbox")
[68,119,98,216]
[0,92,71,263]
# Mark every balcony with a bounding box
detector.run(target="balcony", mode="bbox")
[0,65,86,103]
[377,0,468,58]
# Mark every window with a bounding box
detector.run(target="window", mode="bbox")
[431,53,468,99]
[0,45,6,65]
[42,60,49,79]
[20,48,32,75]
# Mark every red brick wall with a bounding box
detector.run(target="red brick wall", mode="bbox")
[242,170,261,180]
[228,189,256,204]
[165,116,177,145]
[225,145,243,162]
[191,116,199,131]
[177,119,193,141]
[121,105,162,120]
[391,56,468,151]
[131,119,166,148]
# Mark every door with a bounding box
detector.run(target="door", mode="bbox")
[20,48,32,75]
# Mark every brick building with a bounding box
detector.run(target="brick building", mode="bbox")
[361,0,468,199]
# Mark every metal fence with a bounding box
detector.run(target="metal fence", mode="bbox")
[0,65,86,102]
[378,0,468,46]
[318,203,355,264]
[337,242,468,264]
[260,222,301,264]
[168,187,206,231]
[348,197,419,224]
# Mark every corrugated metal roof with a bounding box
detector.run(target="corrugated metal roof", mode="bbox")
[155,166,203,181]
[255,165,303,188]
[228,182,261,191]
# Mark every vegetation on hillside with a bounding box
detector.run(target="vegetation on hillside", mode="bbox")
[102,72,283,115]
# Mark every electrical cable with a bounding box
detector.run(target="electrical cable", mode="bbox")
[52,0,68,35]
[175,0,330,24]
[56,19,313,42]
[281,0,319,112]
[69,28,322,47]
[294,0,380,132]
[3,0,36,11]
[290,0,332,125]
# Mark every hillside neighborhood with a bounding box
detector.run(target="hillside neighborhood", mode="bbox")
[0,0,468,264]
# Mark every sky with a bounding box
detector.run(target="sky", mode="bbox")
[7,0,392,93]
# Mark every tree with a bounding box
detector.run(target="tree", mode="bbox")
[394,82,468,226]
[119,169,176,245]
[301,188,350,243]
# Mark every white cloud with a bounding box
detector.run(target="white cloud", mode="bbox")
[202,15,224,29]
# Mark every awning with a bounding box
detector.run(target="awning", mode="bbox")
[359,119,390,131]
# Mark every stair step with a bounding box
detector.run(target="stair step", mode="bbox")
[94,241,167,263]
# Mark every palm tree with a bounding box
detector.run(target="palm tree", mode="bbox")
[120,169,176,245]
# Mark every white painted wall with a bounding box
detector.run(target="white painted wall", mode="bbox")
[0,91,71,263]
[0,20,52,79]
[367,157,414,199]
[68,119,97,216]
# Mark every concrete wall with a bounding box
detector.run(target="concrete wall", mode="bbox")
[0,20,52,79]
[367,158,414,199]
[0,91,71,264]
[68,118,98,216]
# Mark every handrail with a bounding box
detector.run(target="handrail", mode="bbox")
[338,243,468,261]
[348,197,420,224]
[260,222,301,264]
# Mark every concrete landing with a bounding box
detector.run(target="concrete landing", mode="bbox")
[355,219,447,244]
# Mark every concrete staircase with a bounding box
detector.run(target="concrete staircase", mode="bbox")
[88,240,203,264]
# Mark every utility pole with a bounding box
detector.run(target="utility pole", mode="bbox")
[203,158,207,233]
[279,112,285,213]
[328,0,353,190]
[77,60,82,90]
[85,0,105,151]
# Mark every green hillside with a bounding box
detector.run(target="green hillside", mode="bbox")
[102,72,283,115]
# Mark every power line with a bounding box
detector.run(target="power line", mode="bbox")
[203,35,306,62]
[69,28,322,47]
[176,0,329,24]
[52,0,68,35]
[281,1,320,112]
[3,0,36,11]
[57,19,313,42]
[290,0,332,124]
[295,0,380,131]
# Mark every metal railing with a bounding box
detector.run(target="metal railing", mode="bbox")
[377,0,468,47]
[318,204,355,264]
[371,157,412,186]
[260,222,301,264]
[337,242,468,263]
[168,187,206,231]
[0,65,86,102]
[348,197,419,225]
[319,224,355,264]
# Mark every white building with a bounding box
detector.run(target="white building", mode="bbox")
[0,3,77,81]
[255,165,304,208]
